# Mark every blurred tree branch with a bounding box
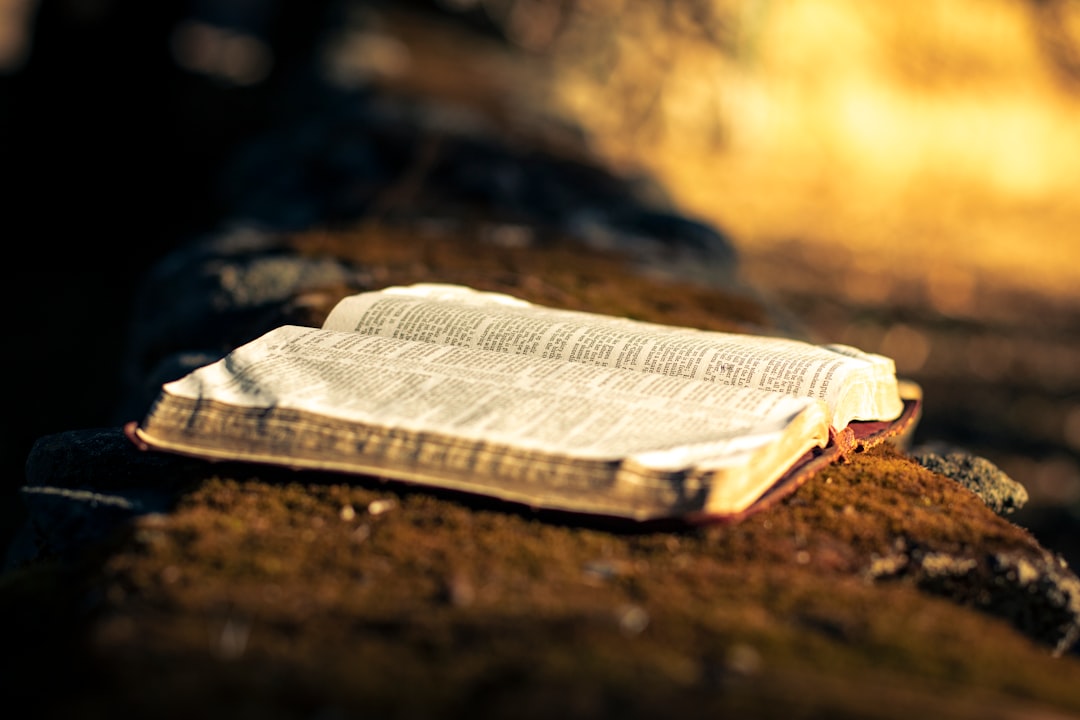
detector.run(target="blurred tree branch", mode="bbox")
[1028,0,1080,90]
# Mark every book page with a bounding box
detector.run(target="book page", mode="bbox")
[165,325,828,472]
[322,284,902,426]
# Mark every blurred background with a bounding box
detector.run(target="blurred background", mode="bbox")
[2,0,1078,566]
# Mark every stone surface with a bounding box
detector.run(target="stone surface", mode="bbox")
[7,436,1080,718]
[7,428,203,569]
[911,443,1030,517]
[8,226,1080,714]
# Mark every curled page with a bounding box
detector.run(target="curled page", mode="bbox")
[323,284,903,427]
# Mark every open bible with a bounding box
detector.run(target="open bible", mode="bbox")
[126,283,921,522]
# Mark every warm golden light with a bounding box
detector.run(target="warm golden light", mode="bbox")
[537,0,1080,302]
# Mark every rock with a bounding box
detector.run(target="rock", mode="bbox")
[219,42,745,293]
[910,443,1029,516]
[7,428,206,569]
[116,223,371,421]
[6,443,1078,719]
[867,545,1080,657]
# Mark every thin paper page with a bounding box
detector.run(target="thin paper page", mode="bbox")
[322,284,901,423]
[166,325,826,470]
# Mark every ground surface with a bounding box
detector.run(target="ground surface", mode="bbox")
[6,228,1080,719]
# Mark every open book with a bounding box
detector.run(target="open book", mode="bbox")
[126,283,921,522]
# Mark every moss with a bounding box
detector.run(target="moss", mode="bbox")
[8,226,1080,718]
[30,443,1065,719]
[286,225,780,335]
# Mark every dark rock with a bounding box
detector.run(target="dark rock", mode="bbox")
[868,544,1080,656]
[117,224,371,421]
[8,428,206,569]
[910,443,1029,516]
[23,428,202,493]
[218,74,742,290]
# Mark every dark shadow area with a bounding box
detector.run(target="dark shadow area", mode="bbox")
[0,0,331,553]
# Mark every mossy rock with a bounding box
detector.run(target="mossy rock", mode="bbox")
[5,227,1080,719]
[7,439,1080,719]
